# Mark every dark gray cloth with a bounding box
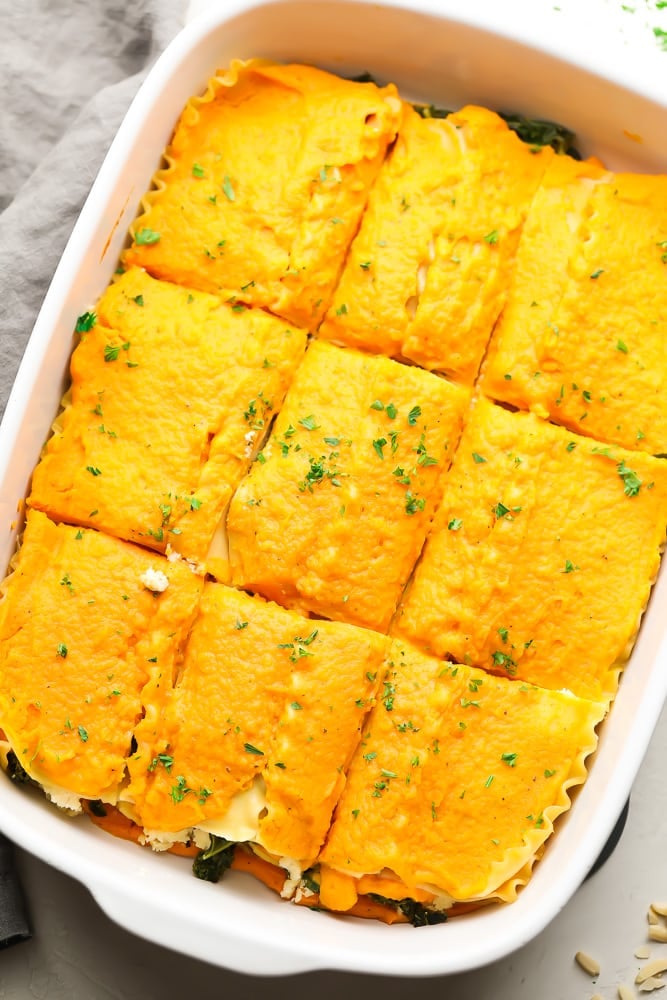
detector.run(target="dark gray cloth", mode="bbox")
[0,0,187,943]
[0,834,30,948]
[0,0,187,419]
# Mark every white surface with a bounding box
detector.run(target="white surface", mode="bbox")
[1,0,667,993]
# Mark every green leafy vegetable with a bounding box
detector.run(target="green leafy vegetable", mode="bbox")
[412,103,451,120]
[410,104,579,155]
[5,751,33,786]
[192,835,236,883]
[367,893,448,926]
[498,113,578,155]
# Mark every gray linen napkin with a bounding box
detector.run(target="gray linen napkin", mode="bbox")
[0,0,187,420]
[0,834,30,947]
[0,0,187,944]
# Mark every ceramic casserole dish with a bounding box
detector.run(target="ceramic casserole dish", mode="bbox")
[0,0,666,976]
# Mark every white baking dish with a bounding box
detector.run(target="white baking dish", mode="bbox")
[1,0,666,977]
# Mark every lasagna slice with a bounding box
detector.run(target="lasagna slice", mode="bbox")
[321,104,553,382]
[126,584,389,871]
[28,267,307,580]
[318,639,606,913]
[227,340,470,631]
[123,60,402,329]
[393,397,667,703]
[0,511,202,805]
[481,169,667,455]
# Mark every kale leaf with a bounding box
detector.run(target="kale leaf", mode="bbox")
[192,835,236,883]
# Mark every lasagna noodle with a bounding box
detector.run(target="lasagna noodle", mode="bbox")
[0,511,203,801]
[319,640,606,907]
[123,60,402,329]
[321,104,553,382]
[393,397,667,702]
[227,339,471,631]
[28,268,307,579]
[127,583,390,867]
[481,169,667,455]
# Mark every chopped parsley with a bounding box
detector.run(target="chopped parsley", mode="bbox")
[372,437,387,459]
[654,26,667,50]
[104,344,121,362]
[414,435,437,467]
[617,460,642,497]
[448,518,462,531]
[299,414,319,431]
[483,230,499,245]
[405,492,426,516]
[491,650,517,674]
[278,629,319,662]
[222,176,236,201]
[134,228,161,245]
[381,678,396,711]
[501,752,518,767]
[170,775,191,803]
[78,725,89,743]
[407,405,421,426]
[56,643,68,658]
[148,753,174,773]
[192,162,205,178]
[75,311,97,332]
[472,452,487,464]
[590,268,604,279]
[298,454,343,492]
[243,743,264,756]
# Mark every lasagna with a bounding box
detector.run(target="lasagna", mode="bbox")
[1,59,666,925]
[227,339,470,631]
[29,267,307,580]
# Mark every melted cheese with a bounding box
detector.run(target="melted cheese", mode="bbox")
[0,511,203,800]
[124,60,401,329]
[482,167,667,454]
[319,639,606,902]
[127,583,389,867]
[28,268,307,572]
[394,397,667,702]
[227,340,470,631]
[322,104,552,382]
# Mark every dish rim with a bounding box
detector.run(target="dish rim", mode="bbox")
[1,0,667,977]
